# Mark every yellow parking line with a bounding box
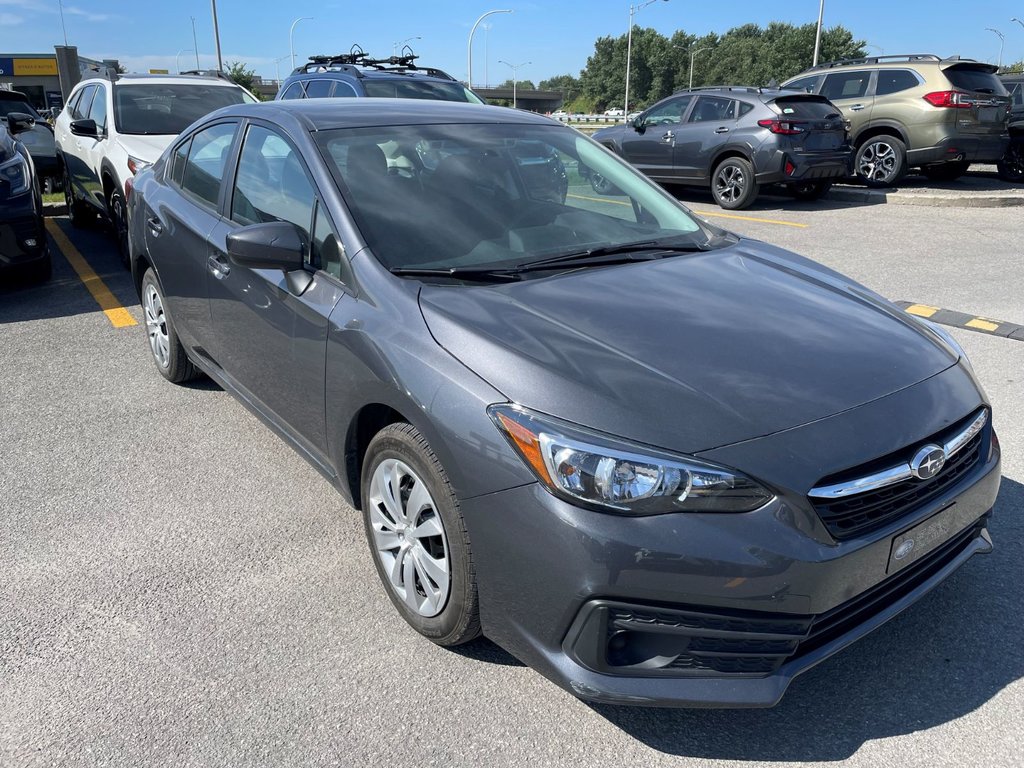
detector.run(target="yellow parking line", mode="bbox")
[905,304,940,318]
[567,192,632,207]
[693,210,808,229]
[45,219,137,328]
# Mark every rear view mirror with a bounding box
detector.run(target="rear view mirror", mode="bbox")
[70,118,98,138]
[6,112,36,135]
[226,221,313,294]
[631,116,645,131]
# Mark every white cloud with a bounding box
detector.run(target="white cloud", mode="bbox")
[63,5,111,22]
[0,11,23,24]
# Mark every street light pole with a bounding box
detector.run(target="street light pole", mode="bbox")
[482,24,491,87]
[290,17,314,70]
[987,27,1005,70]
[273,54,290,86]
[393,36,422,56]
[812,0,825,66]
[176,49,194,73]
[499,60,530,108]
[688,47,711,90]
[468,9,512,89]
[210,0,223,72]
[190,16,200,69]
[625,0,668,116]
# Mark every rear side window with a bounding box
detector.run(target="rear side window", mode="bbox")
[333,82,357,97]
[772,98,842,119]
[945,68,1008,95]
[689,96,736,122]
[876,69,921,96]
[738,102,754,117]
[180,122,237,209]
[280,82,305,100]
[785,75,821,94]
[304,80,333,98]
[821,71,870,100]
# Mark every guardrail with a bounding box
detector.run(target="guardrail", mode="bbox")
[552,115,630,124]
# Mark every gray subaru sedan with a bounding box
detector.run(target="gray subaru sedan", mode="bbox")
[128,99,1001,708]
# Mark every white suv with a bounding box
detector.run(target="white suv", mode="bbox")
[55,71,255,264]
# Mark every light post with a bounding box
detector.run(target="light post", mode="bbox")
[688,47,711,90]
[499,60,530,108]
[625,0,668,116]
[190,16,200,69]
[290,17,314,70]
[393,36,421,56]
[468,9,512,89]
[210,0,223,71]
[812,0,825,66]
[176,49,194,73]
[482,24,491,87]
[274,54,290,85]
[987,27,1005,70]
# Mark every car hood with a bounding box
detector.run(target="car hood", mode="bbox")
[116,134,175,163]
[17,125,56,157]
[419,242,959,454]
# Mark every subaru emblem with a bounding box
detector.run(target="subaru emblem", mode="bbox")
[894,539,915,560]
[910,445,946,480]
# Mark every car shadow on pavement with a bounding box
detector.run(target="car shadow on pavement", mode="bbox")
[589,476,1024,762]
[450,637,526,667]
[666,184,880,214]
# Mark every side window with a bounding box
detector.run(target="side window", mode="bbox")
[688,96,736,123]
[231,124,316,239]
[332,81,357,97]
[304,79,333,98]
[785,75,821,94]
[180,122,237,209]
[644,95,693,124]
[312,201,345,279]
[738,101,754,117]
[1012,83,1024,107]
[73,85,96,120]
[65,88,84,119]
[87,84,107,132]
[821,71,870,101]
[280,82,305,100]
[168,137,192,186]
[876,69,920,96]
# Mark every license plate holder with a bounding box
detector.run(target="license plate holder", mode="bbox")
[886,502,977,574]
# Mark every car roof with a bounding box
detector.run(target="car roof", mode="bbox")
[209,98,559,132]
[77,74,242,88]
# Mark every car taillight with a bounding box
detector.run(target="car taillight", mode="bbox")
[127,156,151,175]
[757,119,805,135]
[923,91,972,109]
[124,175,134,203]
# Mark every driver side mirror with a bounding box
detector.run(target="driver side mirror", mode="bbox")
[70,118,99,138]
[226,221,314,295]
[631,115,646,132]
[6,112,36,135]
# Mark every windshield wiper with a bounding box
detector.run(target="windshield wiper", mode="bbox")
[390,266,521,282]
[517,240,708,271]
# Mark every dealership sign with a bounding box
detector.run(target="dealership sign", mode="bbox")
[0,57,60,76]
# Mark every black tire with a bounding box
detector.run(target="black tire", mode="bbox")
[711,156,759,210]
[108,187,130,268]
[854,135,906,187]
[787,180,833,201]
[922,161,970,183]
[360,423,480,647]
[997,138,1024,183]
[588,171,618,195]
[140,267,199,384]
[63,164,93,228]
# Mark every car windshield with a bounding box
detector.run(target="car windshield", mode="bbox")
[0,99,41,119]
[362,79,484,103]
[113,83,251,135]
[315,123,705,274]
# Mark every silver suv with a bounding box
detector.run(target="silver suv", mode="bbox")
[783,54,1010,186]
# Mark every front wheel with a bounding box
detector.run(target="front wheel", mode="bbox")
[361,423,480,647]
[855,136,906,187]
[63,164,93,228]
[711,157,759,210]
[140,268,199,384]
[108,188,130,267]
[997,138,1024,183]
[787,180,832,201]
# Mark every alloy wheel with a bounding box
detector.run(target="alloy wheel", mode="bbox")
[368,458,451,618]
[63,168,75,223]
[714,164,745,204]
[111,192,129,264]
[144,283,170,369]
[858,141,899,183]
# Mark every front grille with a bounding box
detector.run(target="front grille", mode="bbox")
[810,413,987,540]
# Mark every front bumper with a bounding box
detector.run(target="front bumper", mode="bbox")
[756,148,852,185]
[907,134,1010,166]
[0,206,47,271]
[462,366,1000,708]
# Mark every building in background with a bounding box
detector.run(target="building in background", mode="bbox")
[0,53,117,110]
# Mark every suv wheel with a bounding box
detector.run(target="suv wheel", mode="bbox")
[361,423,480,646]
[141,268,199,384]
[922,161,970,183]
[108,187,130,267]
[855,136,906,187]
[711,157,759,210]
[788,180,832,201]
[997,137,1024,183]
[63,165,93,228]
[588,171,616,195]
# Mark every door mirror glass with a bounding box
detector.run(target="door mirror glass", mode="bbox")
[226,221,306,271]
[70,118,98,137]
[6,112,36,135]
[631,115,646,130]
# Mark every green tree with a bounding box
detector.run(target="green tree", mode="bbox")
[225,61,260,93]
[539,73,582,103]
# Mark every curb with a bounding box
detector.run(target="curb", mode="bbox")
[43,202,67,217]
[827,185,1024,208]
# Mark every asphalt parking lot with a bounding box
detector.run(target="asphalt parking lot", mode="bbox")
[2,187,1023,767]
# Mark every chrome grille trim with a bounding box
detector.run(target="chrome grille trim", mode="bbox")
[808,410,988,500]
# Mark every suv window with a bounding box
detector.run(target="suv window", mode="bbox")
[180,122,237,208]
[87,84,108,132]
[231,124,316,237]
[1009,82,1024,107]
[945,68,1008,95]
[772,97,841,118]
[113,84,249,136]
[281,82,305,100]
[65,88,84,118]
[304,79,333,98]
[785,75,821,94]
[361,79,480,102]
[821,71,870,100]
[73,85,96,120]
[876,69,920,96]
[644,95,693,125]
[689,96,736,123]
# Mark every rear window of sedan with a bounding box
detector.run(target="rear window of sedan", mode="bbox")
[361,79,484,103]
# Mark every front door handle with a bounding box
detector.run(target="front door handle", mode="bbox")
[849,103,866,111]
[207,254,230,279]
[714,126,730,134]
[146,217,163,236]
[661,131,674,142]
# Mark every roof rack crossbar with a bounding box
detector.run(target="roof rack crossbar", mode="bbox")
[812,53,942,69]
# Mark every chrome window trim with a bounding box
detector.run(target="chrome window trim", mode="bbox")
[808,410,988,500]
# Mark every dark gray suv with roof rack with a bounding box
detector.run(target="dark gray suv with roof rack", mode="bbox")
[276,47,483,104]
[784,54,1010,186]
[589,86,852,209]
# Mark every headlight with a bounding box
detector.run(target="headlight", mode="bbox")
[127,156,152,175]
[0,153,30,196]
[489,405,773,515]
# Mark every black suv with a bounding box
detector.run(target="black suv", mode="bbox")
[1,113,50,283]
[276,48,483,103]
[589,87,852,209]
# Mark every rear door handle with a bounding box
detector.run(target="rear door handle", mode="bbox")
[714,126,730,133]
[207,254,230,279]
[661,131,674,142]
[849,104,866,111]
[146,217,163,236]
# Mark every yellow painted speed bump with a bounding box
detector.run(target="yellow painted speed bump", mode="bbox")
[965,318,1000,332]
[896,301,1022,341]
[45,219,137,328]
[905,304,939,319]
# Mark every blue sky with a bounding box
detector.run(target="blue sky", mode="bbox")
[3,1,1023,84]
